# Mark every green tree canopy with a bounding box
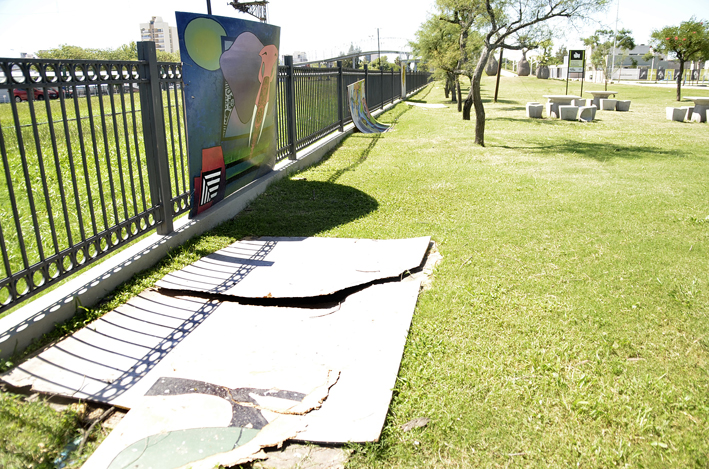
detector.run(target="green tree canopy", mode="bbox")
[37,42,180,62]
[411,0,483,102]
[454,0,608,146]
[582,28,635,90]
[649,17,709,100]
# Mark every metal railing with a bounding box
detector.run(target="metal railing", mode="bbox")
[0,44,430,314]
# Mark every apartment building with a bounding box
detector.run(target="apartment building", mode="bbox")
[139,16,179,54]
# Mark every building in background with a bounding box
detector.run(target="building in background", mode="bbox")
[139,16,179,53]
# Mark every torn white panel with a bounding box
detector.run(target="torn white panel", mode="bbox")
[2,291,219,407]
[154,236,430,298]
[4,250,426,451]
[81,370,336,469]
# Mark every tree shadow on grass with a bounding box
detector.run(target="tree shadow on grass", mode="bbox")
[213,179,379,239]
[496,140,689,161]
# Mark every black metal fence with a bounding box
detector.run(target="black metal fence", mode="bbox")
[0,43,430,314]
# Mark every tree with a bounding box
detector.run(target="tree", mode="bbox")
[551,45,568,65]
[649,18,709,101]
[438,0,483,111]
[582,28,635,90]
[411,9,468,101]
[37,42,180,62]
[458,0,607,146]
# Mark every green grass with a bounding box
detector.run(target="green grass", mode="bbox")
[1,76,708,467]
[0,90,188,313]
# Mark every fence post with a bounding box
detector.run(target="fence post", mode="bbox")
[337,60,344,132]
[391,68,395,103]
[137,41,173,235]
[284,56,297,160]
[379,67,384,109]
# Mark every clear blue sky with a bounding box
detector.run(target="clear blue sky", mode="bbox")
[0,0,705,59]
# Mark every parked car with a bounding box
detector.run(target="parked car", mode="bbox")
[13,87,60,102]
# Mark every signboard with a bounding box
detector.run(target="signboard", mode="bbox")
[657,66,666,81]
[176,12,281,217]
[568,50,585,73]
[639,68,648,80]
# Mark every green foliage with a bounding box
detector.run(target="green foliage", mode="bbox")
[37,42,180,62]
[411,14,461,76]
[649,17,709,100]
[583,28,635,89]
[370,56,399,72]
[650,17,709,62]
[550,45,568,65]
[0,393,81,468]
[3,79,709,467]
[533,38,555,65]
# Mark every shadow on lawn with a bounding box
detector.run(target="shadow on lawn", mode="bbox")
[497,140,689,161]
[214,179,379,239]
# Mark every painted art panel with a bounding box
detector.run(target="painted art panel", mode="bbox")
[176,12,280,217]
[347,79,390,134]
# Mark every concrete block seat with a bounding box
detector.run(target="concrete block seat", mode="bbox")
[680,106,694,121]
[690,108,706,123]
[559,105,579,121]
[666,107,686,122]
[571,99,586,107]
[526,102,543,118]
[578,105,597,122]
[600,98,618,111]
[616,100,631,111]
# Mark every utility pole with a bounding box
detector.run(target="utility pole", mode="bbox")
[609,0,620,82]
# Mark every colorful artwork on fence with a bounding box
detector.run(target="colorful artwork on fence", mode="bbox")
[176,12,280,217]
[347,80,390,134]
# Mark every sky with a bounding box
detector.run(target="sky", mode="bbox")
[0,0,706,60]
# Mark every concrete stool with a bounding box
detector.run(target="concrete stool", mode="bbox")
[600,99,617,110]
[680,106,694,121]
[578,106,596,122]
[666,107,686,122]
[571,99,585,107]
[559,105,578,121]
[546,102,557,118]
[526,102,543,118]
[616,100,631,111]
[690,110,704,123]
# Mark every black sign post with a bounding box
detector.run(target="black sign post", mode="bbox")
[566,50,585,96]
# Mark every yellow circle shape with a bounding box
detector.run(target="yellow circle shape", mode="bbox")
[184,17,226,71]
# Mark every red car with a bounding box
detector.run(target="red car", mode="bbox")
[13,87,60,102]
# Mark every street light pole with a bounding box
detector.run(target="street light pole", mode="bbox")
[650,47,656,82]
[609,0,620,82]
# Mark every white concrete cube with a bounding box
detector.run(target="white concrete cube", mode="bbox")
[546,102,556,118]
[559,105,578,121]
[526,102,543,118]
[578,106,595,122]
[616,100,631,111]
[600,99,617,110]
[680,106,694,121]
[571,99,585,107]
[690,110,704,123]
[666,107,686,122]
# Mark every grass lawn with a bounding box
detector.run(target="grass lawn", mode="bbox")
[2,75,708,468]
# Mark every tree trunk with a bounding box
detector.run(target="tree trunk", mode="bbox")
[463,48,491,146]
[455,77,463,112]
[676,61,684,101]
[451,75,457,103]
